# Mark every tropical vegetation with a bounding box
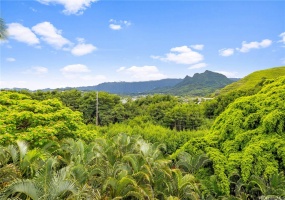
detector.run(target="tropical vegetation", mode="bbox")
[1,66,285,199]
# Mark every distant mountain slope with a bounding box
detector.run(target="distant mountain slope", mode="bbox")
[153,70,234,96]
[76,79,182,94]
[4,71,237,96]
[217,66,285,95]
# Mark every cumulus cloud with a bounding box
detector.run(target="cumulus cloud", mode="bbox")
[188,63,207,69]
[7,23,40,45]
[109,24,122,30]
[59,64,106,85]
[71,38,97,56]
[6,57,16,62]
[71,43,96,56]
[60,64,90,74]
[109,19,131,30]
[190,44,204,50]
[237,39,272,53]
[37,0,98,15]
[152,46,203,65]
[117,66,167,81]
[32,22,71,49]
[116,67,126,72]
[9,22,97,55]
[279,32,285,44]
[214,71,237,78]
[219,48,234,57]
[24,66,48,75]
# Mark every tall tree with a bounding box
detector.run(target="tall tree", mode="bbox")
[0,18,7,40]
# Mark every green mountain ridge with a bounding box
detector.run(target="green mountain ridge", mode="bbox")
[217,66,285,95]
[153,70,235,96]
[37,70,237,96]
[76,78,182,94]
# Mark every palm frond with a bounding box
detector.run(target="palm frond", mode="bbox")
[0,179,40,200]
[16,141,28,161]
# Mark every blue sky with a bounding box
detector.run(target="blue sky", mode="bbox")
[1,0,285,90]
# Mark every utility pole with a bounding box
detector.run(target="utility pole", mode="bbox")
[96,91,99,126]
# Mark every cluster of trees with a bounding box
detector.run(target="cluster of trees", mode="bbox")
[175,76,285,196]
[0,91,96,147]
[17,90,208,131]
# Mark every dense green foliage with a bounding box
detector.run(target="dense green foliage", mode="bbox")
[175,76,285,196]
[203,67,285,118]
[94,123,206,155]
[0,91,94,147]
[1,69,285,199]
[203,89,255,118]
[19,90,209,131]
[0,90,210,151]
[0,134,214,199]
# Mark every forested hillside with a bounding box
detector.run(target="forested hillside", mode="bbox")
[76,78,182,94]
[1,68,285,199]
[174,76,285,196]
[217,66,285,95]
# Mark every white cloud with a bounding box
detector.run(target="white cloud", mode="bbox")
[116,67,126,72]
[170,46,191,53]
[37,0,98,15]
[60,74,107,88]
[219,48,234,57]
[32,22,71,49]
[60,64,90,74]
[109,19,131,30]
[118,66,167,81]
[60,64,106,86]
[6,57,16,62]
[188,63,207,69]
[71,43,97,56]
[279,32,285,44]
[7,23,40,45]
[237,39,272,53]
[152,46,204,65]
[190,44,204,50]
[24,66,48,75]
[214,71,237,78]
[33,66,48,74]
[109,24,122,30]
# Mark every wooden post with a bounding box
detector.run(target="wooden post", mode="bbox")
[96,91,99,126]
